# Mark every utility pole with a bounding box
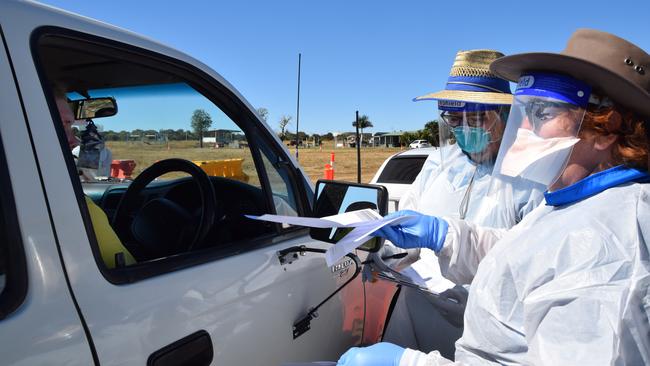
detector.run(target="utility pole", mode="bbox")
[295,53,301,159]
[356,110,361,183]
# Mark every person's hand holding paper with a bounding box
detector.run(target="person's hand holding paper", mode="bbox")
[372,210,449,253]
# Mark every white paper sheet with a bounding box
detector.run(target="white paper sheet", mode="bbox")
[399,249,456,294]
[245,208,382,228]
[246,209,414,266]
[323,215,413,266]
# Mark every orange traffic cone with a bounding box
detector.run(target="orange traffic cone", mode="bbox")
[324,164,334,180]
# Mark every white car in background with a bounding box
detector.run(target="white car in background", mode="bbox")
[408,139,431,149]
[370,147,438,212]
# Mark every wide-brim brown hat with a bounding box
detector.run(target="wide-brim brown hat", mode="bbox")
[415,49,513,105]
[490,29,650,119]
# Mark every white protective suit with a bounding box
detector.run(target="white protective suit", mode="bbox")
[399,181,650,365]
[383,143,544,355]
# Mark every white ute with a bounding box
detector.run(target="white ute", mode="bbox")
[0,2,397,365]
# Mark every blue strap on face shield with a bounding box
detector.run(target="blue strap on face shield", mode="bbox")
[515,73,592,107]
[438,100,503,112]
[544,165,650,206]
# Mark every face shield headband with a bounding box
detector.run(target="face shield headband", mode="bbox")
[492,73,591,188]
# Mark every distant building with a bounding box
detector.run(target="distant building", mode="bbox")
[372,132,403,147]
[202,129,245,147]
[341,132,372,148]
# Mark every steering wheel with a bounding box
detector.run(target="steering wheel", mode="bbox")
[112,158,217,261]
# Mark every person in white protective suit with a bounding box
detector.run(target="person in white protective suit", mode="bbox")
[381,50,545,359]
[338,28,650,366]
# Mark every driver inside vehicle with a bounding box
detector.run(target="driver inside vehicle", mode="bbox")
[53,86,136,269]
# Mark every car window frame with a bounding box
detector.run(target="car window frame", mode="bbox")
[376,155,428,184]
[0,26,28,319]
[31,26,312,284]
[0,131,28,319]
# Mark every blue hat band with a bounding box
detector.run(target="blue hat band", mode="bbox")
[438,100,503,112]
[515,73,592,107]
[445,76,511,94]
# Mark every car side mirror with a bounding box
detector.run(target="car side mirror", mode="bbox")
[310,179,388,252]
[70,97,118,119]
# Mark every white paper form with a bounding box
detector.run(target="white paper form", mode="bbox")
[246,209,414,266]
[322,215,412,266]
[246,208,383,228]
[399,249,456,294]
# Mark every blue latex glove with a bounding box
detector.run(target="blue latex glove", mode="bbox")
[337,342,405,366]
[373,210,448,252]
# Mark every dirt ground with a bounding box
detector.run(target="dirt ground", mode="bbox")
[107,140,403,184]
[289,141,402,183]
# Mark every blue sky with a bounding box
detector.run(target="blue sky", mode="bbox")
[42,0,650,134]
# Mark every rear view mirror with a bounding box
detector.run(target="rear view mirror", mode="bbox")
[310,179,388,252]
[71,97,117,119]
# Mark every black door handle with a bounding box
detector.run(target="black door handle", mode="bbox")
[148,330,213,366]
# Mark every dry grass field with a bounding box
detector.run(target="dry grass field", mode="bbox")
[107,140,402,184]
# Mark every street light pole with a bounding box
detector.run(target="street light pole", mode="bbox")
[356,110,361,183]
[295,53,301,159]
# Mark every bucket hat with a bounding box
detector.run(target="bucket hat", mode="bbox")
[490,29,650,119]
[415,49,513,105]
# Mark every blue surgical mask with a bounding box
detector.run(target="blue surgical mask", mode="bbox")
[452,126,491,154]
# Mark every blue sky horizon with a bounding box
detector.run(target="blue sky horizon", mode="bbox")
[42,0,650,135]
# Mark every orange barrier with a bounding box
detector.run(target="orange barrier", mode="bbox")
[110,159,136,179]
[192,158,249,183]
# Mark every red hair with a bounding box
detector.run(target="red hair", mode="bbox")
[578,104,648,171]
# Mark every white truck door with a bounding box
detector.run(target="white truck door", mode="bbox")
[7,14,365,366]
[0,24,95,365]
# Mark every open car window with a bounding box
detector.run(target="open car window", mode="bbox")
[68,83,262,188]
[34,30,300,282]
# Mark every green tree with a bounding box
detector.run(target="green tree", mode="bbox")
[400,131,418,146]
[284,131,308,144]
[352,114,373,144]
[191,109,213,148]
[117,130,129,141]
[278,115,292,141]
[175,129,189,140]
[424,120,440,146]
[131,129,144,141]
[256,107,269,123]
[311,133,321,146]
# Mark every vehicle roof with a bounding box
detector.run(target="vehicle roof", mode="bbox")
[395,147,437,157]
[369,146,437,184]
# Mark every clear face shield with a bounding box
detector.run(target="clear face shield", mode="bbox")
[491,73,592,190]
[437,100,509,168]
